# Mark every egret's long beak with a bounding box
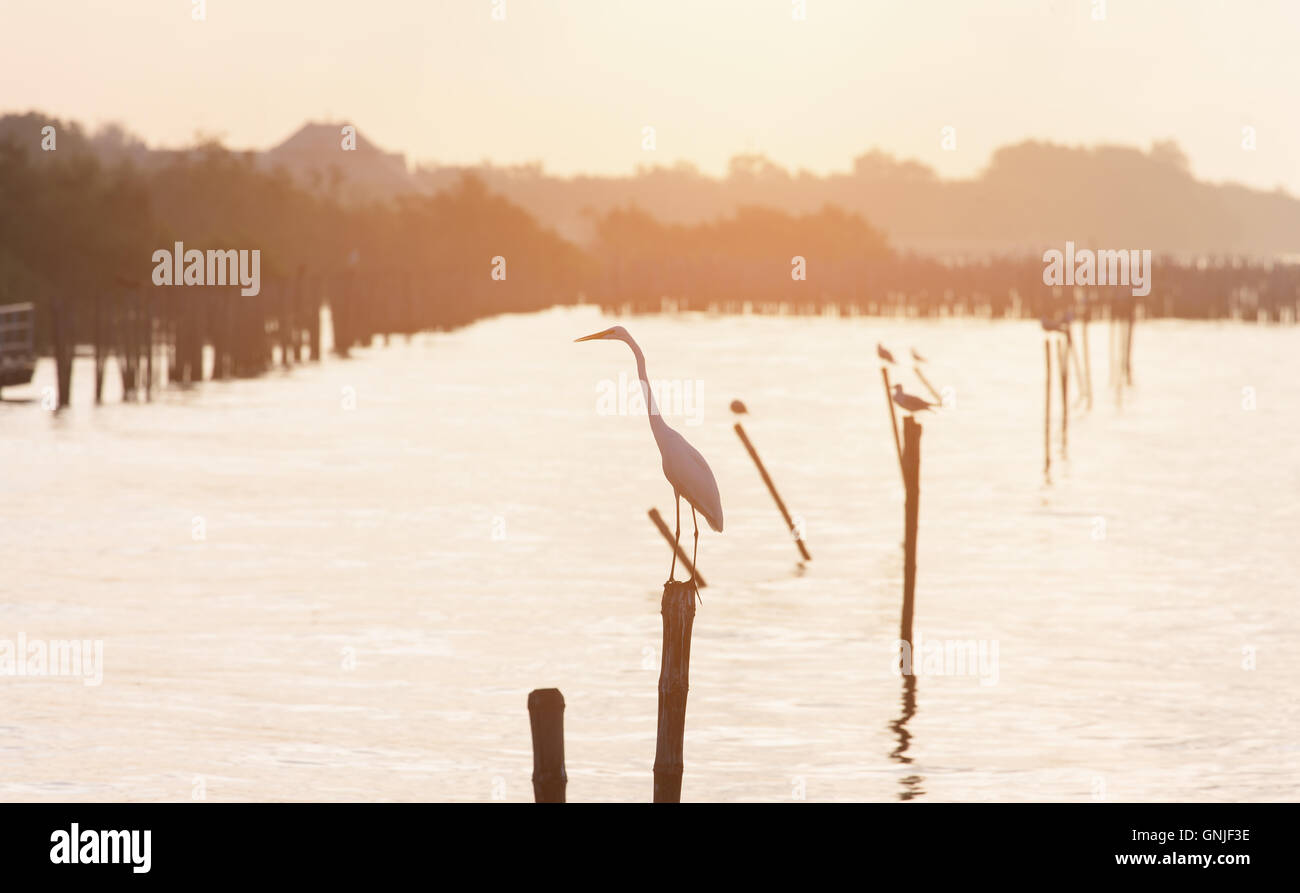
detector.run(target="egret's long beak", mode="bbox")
[574,328,613,342]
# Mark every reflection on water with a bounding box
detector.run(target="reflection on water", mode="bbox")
[2,307,1298,801]
[890,674,924,802]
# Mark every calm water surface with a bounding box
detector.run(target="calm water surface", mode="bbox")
[2,308,1297,801]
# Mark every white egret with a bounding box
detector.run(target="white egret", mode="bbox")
[877,342,896,364]
[910,347,927,363]
[892,383,938,414]
[575,326,723,583]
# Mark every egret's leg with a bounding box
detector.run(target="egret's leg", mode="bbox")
[690,507,699,578]
[668,492,681,583]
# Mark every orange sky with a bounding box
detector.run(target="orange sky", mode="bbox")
[2,0,1297,192]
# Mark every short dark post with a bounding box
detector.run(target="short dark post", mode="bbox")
[653,580,697,803]
[881,367,904,481]
[527,688,566,803]
[1043,339,1052,476]
[733,423,812,561]
[899,417,922,647]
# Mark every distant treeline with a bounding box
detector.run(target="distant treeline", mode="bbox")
[1,115,1297,386]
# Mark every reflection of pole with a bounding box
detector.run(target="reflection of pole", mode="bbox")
[733,422,812,561]
[881,367,904,483]
[888,674,922,801]
[647,509,706,587]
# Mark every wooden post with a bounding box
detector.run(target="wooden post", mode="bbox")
[527,688,566,803]
[733,423,812,561]
[1043,339,1052,476]
[145,291,154,401]
[882,367,904,482]
[51,296,73,409]
[92,293,105,404]
[308,274,322,362]
[900,417,922,647]
[647,509,707,587]
[653,580,697,803]
[1057,338,1068,458]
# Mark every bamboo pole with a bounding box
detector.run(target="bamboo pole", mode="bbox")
[900,417,922,647]
[653,579,697,803]
[881,367,905,482]
[733,422,812,561]
[527,688,567,803]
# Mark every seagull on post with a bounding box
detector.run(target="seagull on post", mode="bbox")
[892,384,938,415]
[877,343,896,364]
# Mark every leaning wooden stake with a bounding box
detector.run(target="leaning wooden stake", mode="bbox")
[913,366,943,405]
[647,509,706,587]
[527,688,567,803]
[733,423,812,561]
[1043,339,1052,477]
[881,367,905,482]
[653,580,697,803]
[899,417,923,647]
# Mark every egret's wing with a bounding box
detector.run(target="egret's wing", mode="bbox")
[659,427,724,532]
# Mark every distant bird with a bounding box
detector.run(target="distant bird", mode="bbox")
[730,399,748,415]
[892,384,937,415]
[910,347,927,363]
[576,326,723,583]
[877,343,896,364]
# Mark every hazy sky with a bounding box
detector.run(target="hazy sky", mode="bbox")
[2,1,1297,192]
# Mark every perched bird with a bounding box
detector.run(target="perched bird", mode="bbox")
[575,326,723,584]
[729,399,748,415]
[892,384,937,414]
[910,347,927,363]
[877,342,896,364]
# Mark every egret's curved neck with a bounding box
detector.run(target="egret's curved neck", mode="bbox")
[621,334,670,443]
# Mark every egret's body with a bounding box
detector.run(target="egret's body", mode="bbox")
[892,383,937,414]
[576,326,723,583]
[910,347,926,363]
[877,343,896,364]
